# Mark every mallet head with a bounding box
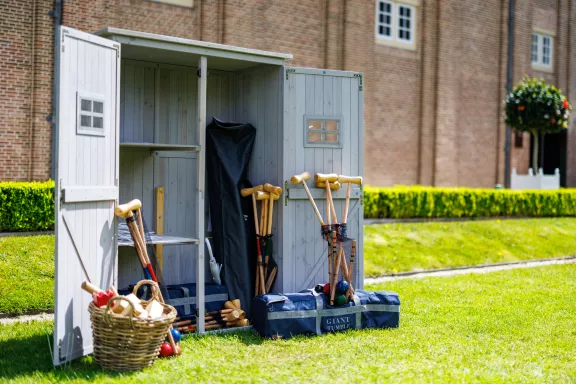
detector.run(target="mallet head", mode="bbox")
[291,172,311,184]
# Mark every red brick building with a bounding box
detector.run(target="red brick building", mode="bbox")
[1,0,575,186]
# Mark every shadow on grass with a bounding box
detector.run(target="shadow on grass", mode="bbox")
[186,328,266,346]
[0,331,137,382]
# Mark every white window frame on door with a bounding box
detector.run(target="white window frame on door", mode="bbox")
[531,29,554,73]
[375,0,418,50]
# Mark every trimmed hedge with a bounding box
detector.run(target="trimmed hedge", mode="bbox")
[364,186,576,219]
[2,183,576,231]
[0,181,55,232]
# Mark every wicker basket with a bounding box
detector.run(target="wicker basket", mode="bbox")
[88,280,177,371]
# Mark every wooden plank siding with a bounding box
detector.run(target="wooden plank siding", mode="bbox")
[54,27,119,366]
[118,60,235,287]
[233,65,284,291]
[282,68,363,292]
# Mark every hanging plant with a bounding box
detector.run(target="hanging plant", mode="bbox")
[504,76,572,171]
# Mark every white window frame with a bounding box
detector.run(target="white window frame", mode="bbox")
[531,30,554,72]
[375,0,417,50]
[76,91,106,137]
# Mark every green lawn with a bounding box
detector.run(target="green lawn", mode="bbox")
[0,235,54,314]
[365,217,576,276]
[3,218,576,314]
[1,264,575,383]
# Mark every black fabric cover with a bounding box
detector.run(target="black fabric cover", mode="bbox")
[206,118,256,316]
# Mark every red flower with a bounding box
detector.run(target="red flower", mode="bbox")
[517,105,526,111]
[563,99,569,109]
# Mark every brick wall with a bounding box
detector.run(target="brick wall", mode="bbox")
[1,0,573,187]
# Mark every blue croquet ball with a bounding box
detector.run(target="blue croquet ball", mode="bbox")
[336,280,349,294]
[171,328,182,343]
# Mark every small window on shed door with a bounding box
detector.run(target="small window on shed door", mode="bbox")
[77,92,106,137]
[304,117,342,148]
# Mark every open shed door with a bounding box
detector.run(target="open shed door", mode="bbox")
[53,26,120,365]
[282,67,364,293]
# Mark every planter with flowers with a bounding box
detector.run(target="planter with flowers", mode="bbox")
[505,77,571,189]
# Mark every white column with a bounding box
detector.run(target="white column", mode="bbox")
[196,56,207,333]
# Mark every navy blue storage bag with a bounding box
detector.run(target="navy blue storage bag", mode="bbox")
[252,289,399,339]
[119,283,229,321]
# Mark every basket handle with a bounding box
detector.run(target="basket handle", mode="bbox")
[133,279,160,304]
[103,296,135,327]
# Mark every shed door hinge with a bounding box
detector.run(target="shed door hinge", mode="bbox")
[284,181,289,206]
[285,68,296,80]
[353,73,363,91]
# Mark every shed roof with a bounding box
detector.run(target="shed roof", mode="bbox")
[95,27,293,71]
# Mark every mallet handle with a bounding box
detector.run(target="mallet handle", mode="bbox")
[241,185,263,197]
[252,194,260,236]
[267,193,274,236]
[81,281,102,295]
[115,199,142,218]
[343,183,351,224]
[315,173,339,182]
[263,183,282,195]
[338,175,363,184]
[326,183,338,224]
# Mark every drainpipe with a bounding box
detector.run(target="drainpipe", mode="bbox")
[49,0,62,180]
[28,0,37,180]
[504,0,515,188]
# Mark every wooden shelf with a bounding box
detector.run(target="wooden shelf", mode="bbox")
[118,222,199,247]
[120,142,200,151]
[118,235,200,247]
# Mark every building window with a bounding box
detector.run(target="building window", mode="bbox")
[148,0,194,7]
[376,0,417,50]
[531,31,553,71]
[304,117,342,148]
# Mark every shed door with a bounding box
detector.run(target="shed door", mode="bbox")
[53,26,120,366]
[282,67,364,293]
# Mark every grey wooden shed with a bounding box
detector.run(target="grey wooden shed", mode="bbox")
[53,26,364,365]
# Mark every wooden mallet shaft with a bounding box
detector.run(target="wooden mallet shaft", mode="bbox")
[291,172,324,226]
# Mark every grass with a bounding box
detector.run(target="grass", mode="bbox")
[0,235,54,314]
[3,218,576,313]
[365,217,576,276]
[1,264,575,383]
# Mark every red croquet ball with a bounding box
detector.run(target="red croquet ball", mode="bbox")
[159,342,173,358]
[322,283,330,295]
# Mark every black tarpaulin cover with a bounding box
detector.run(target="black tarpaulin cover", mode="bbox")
[206,118,256,316]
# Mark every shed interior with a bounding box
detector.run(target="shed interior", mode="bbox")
[104,29,290,290]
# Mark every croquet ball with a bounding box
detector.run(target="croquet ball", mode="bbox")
[170,329,182,343]
[314,284,323,293]
[322,283,330,295]
[334,294,347,306]
[336,280,349,294]
[159,342,173,358]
